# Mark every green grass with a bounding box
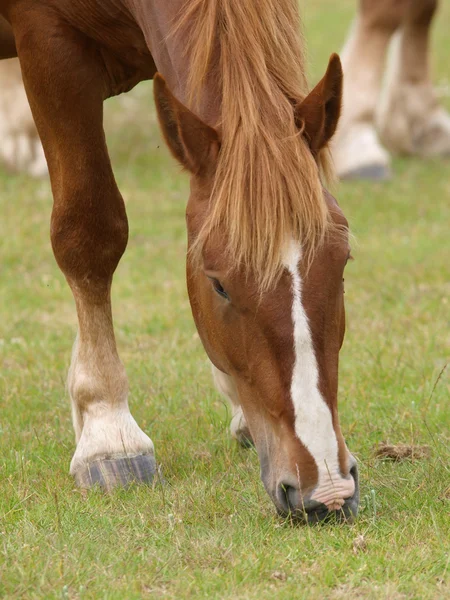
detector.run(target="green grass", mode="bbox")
[1,1,449,598]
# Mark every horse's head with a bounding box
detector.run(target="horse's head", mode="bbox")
[154,55,359,523]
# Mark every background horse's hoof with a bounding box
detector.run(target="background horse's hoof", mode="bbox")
[340,163,392,181]
[73,454,157,491]
[412,109,450,158]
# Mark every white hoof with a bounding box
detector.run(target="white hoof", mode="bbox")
[70,407,155,476]
[412,108,450,157]
[332,123,391,180]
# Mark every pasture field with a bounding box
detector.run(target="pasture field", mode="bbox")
[1,0,449,598]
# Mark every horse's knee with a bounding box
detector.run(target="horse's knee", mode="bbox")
[360,0,409,31]
[406,0,438,26]
[360,0,438,30]
[50,186,128,285]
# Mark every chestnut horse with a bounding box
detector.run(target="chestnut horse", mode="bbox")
[0,0,358,523]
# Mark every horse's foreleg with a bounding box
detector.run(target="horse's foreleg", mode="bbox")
[15,16,156,489]
[376,0,450,156]
[332,0,406,180]
[211,364,253,447]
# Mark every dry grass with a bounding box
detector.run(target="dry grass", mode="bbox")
[374,443,432,461]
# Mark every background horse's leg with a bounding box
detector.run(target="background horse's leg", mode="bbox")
[211,364,253,447]
[14,12,156,489]
[0,14,17,59]
[0,12,46,176]
[0,58,47,177]
[332,0,406,180]
[376,0,450,156]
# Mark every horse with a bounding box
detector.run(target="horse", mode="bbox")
[0,0,358,523]
[333,0,450,180]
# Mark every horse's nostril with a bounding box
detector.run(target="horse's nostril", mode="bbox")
[349,461,359,485]
[277,482,300,514]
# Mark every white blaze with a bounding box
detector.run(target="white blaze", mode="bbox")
[283,242,354,508]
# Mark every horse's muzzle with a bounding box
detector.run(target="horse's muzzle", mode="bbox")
[274,458,360,524]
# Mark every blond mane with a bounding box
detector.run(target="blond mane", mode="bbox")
[178,0,334,290]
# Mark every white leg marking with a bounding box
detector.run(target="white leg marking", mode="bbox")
[332,122,391,180]
[332,17,391,179]
[68,314,154,476]
[284,242,354,508]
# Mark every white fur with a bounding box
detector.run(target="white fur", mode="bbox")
[283,242,354,508]
[332,16,391,178]
[68,327,154,475]
[332,122,390,179]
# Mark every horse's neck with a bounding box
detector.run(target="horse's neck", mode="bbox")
[126,0,221,126]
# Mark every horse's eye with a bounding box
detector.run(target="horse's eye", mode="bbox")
[210,278,229,300]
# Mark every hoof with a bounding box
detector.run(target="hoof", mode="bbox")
[412,109,450,158]
[73,454,157,491]
[230,408,254,448]
[340,163,392,181]
[235,429,254,449]
[333,121,391,181]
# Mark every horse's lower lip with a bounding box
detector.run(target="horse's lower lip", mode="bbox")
[305,496,359,524]
[275,493,359,524]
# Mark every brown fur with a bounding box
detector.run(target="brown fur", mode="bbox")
[0,15,15,58]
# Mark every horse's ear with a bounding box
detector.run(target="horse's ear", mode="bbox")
[153,73,220,176]
[295,53,343,153]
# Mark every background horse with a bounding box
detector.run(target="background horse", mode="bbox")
[0,0,358,522]
[334,0,450,179]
